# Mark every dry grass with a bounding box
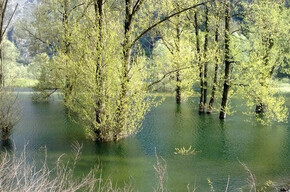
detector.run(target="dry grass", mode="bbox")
[153,149,168,192]
[0,144,285,192]
[0,142,134,192]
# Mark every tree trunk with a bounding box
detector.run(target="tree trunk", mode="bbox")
[195,12,204,113]
[176,70,181,104]
[0,48,3,89]
[94,0,104,142]
[208,20,220,114]
[203,4,209,111]
[63,0,73,102]
[176,16,181,104]
[219,0,231,120]
[0,1,7,89]
[115,0,133,141]
[256,102,267,114]
[1,126,10,141]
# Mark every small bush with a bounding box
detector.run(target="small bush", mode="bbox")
[0,89,20,141]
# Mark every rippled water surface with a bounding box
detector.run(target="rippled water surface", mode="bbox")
[3,89,290,191]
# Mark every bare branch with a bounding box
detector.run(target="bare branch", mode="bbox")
[68,2,85,16]
[131,1,208,47]
[225,175,230,192]
[2,3,18,38]
[21,26,51,47]
[160,37,174,55]
[239,160,256,192]
[0,0,9,31]
[132,0,145,17]
[147,66,192,89]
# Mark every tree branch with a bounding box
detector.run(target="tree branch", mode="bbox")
[160,37,174,55]
[132,0,145,17]
[22,27,48,45]
[1,3,18,38]
[131,1,207,47]
[41,88,58,100]
[147,66,192,89]
[68,2,85,16]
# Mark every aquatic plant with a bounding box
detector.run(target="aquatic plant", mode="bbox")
[174,146,197,156]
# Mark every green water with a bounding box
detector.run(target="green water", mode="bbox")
[2,89,290,191]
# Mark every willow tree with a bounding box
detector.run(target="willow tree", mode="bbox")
[114,0,206,139]
[219,0,231,119]
[207,0,222,114]
[186,0,220,114]
[232,0,289,123]
[153,0,197,104]
[186,2,207,113]
[201,3,210,112]
[0,0,19,141]
[28,0,207,141]
[16,0,89,100]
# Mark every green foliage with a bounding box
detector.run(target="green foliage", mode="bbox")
[13,0,290,142]
[1,39,37,88]
[11,78,38,88]
[1,39,20,86]
[231,0,289,123]
[28,0,166,141]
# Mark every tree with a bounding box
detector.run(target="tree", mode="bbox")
[154,0,197,104]
[0,89,20,141]
[231,0,289,123]
[25,0,207,142]
[207,0,222,114]
[219,0,231,119]
[186,0,221,114]
[0,0,19,141]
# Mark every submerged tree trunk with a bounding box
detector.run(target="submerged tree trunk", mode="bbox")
[115,0,133,141]
[203,4,209,111]
[94,0,104,142]
[176,70,181,104]
[176,16,181,105]
[208,19,220,114]
[219,0,231,120]
[195,12,204,113]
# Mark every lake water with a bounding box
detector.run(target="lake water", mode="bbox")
[3,89,290,191]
